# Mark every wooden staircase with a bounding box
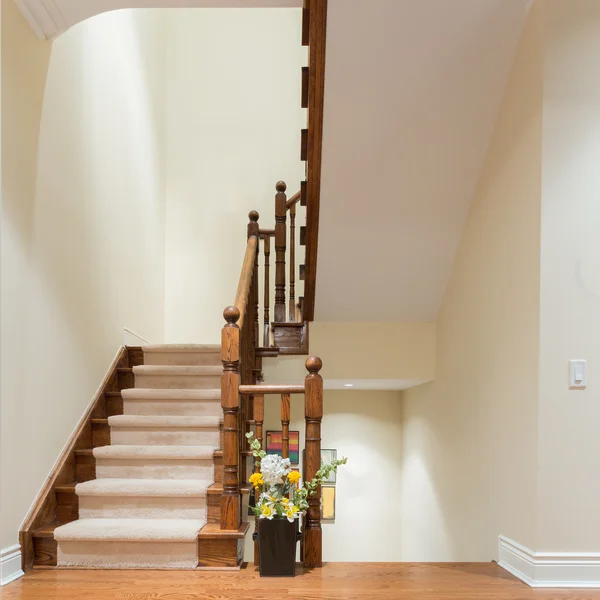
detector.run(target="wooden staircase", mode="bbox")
[24,346,250,570]
[19,0,328,573]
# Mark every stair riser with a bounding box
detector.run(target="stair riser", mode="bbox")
[143,352,221,366]
[123,399,223,417]
[109,428,220,446]
[207,494,220,524]
[95,460,214,481]
[57,540,198,569]
[134,374,220,390]
[79,497,207,520]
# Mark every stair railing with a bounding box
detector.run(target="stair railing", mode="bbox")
[258,181,305,349]
[220,188,324,567]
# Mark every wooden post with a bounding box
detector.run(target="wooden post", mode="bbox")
[303,356,323,567]
[263,235,271,347]
[289,202,296,322]
[281,393,291,459]
[220,306,241,531]
[274,181,287,322]
[253,393,264,567]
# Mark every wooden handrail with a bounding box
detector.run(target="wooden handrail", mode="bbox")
[239,384,305,395]
[234,235,258,330]
[259,228,275,237]
[286,190,302,210]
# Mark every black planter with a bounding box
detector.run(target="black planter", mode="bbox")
[253,518,300,577]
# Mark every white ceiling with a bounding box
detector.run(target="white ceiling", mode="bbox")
[315,0,531,322]
[16,0,302,39]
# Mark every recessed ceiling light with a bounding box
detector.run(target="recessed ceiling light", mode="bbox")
[343,383,355,388]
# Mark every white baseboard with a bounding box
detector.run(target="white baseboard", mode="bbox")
[1,544,24,586]
[499,535,600,588]
[124,328,149,346]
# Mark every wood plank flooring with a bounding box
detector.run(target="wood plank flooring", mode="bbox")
[5,563,600,599]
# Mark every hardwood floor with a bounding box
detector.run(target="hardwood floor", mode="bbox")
[5,563,600,599]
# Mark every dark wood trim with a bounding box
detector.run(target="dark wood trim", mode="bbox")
[301,128,308,161]
[301,66,309,108]
[303,0,328,321]
[302,6,310,46]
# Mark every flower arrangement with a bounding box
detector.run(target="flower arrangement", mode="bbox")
[246,432,347,523]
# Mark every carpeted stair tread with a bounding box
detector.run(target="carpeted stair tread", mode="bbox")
[75,479,211,497]
[54,518,204,542]
[132,365,221,376]
[108,415,221,429]
[142,344,220,353]
[93,445,215,460]
[121,388,221,400]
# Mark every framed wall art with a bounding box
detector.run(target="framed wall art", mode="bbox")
[266,430,300,464]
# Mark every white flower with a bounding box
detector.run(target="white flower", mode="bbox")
[260,454,291,487]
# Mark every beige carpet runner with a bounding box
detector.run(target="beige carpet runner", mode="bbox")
[54,344,222,569]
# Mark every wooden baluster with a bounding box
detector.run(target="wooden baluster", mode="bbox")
[248,211,260,348]
[289,202,296,322]
[253,392,265,567]
[254,394,265,473]
[263,235,271,346]
[274,181,287,322]
[281,393,291,459]
[220,306,242,531]
[303,356,323,567]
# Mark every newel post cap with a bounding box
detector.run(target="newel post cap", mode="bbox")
[276,181,287,193]
[223,306,240,325]
[248,210,259,222]
[305,356,323,374]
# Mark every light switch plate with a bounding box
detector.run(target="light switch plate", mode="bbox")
[569,359,587,389]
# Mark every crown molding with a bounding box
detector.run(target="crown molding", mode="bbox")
[15,0,69,40]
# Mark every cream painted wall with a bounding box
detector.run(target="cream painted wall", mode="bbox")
[400,2,544,560]
[163,8,306,344]
[263,321,436,387]
[536,0,600,552]
[243,390,404,562]
[0,5,166,548]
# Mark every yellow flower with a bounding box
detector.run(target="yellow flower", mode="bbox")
[261,505,274,519]
[291,505,299,514]
[280,497,290,504]
[287,471,301,485]
[249,473,264,488]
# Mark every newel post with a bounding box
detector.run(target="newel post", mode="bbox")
[303,356,323,567]
[274,181,287,322]
[220,306,241,531]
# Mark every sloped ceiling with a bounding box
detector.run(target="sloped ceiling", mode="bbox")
[18,0,532,325]
[315,0,531,321]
